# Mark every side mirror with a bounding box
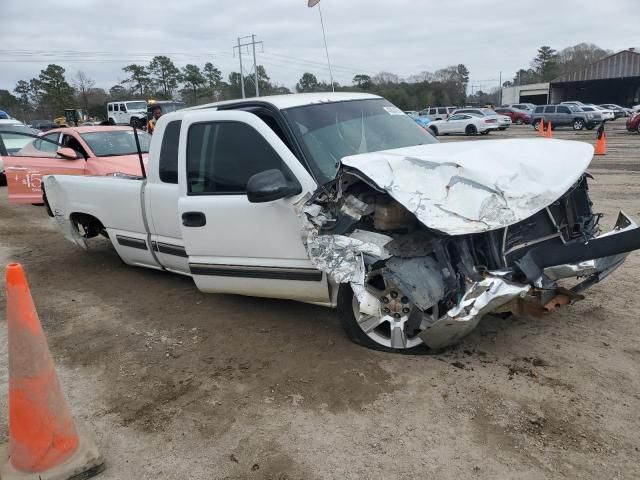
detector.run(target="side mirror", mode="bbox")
[57,147,78,159]
[246,169,301,203]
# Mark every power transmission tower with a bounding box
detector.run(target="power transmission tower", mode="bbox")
[233,35,264,98]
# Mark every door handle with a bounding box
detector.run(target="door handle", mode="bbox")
[182,211,206,227]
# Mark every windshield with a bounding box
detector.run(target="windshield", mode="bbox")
[126,101,147,111]
[569,106,580,112]
[282,99,438,182]
[80,130,151,157]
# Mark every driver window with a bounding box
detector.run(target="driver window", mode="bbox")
[186,121,290,195]
[119,103,126,112]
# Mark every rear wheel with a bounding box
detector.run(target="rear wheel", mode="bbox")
[465,124,477,135]
[515,118,524,125]
[337,275,439,354]
[108,117,116,125]
[637,123,640,134]
[573,118,585,130]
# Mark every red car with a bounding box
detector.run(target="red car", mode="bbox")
[0,126,149,204]
[626,112,640,133]
[494,107,531,125]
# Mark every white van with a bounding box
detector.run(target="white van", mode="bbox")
[107,101,148,127]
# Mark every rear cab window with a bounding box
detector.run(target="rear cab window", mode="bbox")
[158,120,182,183]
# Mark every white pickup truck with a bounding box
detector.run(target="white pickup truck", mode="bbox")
[43,92,640,353]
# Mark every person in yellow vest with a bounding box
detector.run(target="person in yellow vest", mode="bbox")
[147,105,162,134]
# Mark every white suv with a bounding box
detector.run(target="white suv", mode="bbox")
[419,106,457,121]
[107,101,148,128]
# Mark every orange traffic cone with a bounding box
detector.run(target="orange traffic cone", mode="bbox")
[595,125,607,155]
[538,119,545,136]
[0,263,104,480]
[546,121,553,138]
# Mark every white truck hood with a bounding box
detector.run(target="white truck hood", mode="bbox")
[340,138,594,235]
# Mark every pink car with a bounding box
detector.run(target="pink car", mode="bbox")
[1,126,149,204]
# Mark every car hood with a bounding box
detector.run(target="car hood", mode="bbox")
[340,138,594,235]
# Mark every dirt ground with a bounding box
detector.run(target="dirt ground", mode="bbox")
[0,122,639,479]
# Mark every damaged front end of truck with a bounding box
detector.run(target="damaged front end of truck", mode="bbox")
[300,139,640,352]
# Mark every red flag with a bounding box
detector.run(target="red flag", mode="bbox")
[308,0,320,7]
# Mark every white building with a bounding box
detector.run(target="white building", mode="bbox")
[501,82,550,106]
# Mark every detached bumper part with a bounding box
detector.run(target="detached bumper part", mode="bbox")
[520,211,640,285]
[420,211,639,349]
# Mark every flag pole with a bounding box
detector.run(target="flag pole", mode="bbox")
[312,1,335,92]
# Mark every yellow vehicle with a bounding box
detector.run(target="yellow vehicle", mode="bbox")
[54,109,86,127]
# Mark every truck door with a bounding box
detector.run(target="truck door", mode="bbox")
[177,110,330,303]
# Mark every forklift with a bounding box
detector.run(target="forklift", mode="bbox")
[54,108,86,127]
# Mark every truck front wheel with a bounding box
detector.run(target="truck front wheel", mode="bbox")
[336,278,438,354]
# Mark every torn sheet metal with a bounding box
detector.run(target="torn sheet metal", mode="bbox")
[305,233,390,284]
[340,139,594,235]
[419,276,530,349]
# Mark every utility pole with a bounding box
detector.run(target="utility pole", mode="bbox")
[233,35,264,98]
[236,37,245,99]
[499,71,502,106]
[252,34,259,97]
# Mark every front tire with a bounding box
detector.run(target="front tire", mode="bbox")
[465,124,477,135]
[515,118,523,125]
[573,119,585,130]
[428,126,438,136]
[337,283,434,354]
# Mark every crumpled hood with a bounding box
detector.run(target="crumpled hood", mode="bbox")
[340,138,594,235]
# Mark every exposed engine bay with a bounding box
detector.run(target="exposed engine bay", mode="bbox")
[300,160,640,351]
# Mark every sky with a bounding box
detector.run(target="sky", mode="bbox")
[0,0,638,94]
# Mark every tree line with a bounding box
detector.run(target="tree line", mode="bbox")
[504,43,612,86]
[0,42,613,121]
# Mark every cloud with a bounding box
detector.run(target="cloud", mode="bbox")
[0,0,637,93]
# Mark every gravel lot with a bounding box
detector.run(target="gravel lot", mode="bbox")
[0,122,639,479]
